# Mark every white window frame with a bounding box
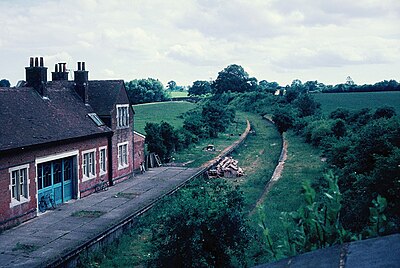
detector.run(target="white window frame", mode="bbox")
[116,104,129,128]
[99,146,107,175]
[9,164,30,208]
[117,142,129,170]
[82,148,96,181]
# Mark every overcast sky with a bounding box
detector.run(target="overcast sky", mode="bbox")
[1,0,399,87]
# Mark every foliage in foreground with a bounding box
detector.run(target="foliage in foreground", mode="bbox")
[257,172,391,262]
[147,177,250,267]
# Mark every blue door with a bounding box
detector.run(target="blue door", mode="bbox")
[37,156,75,208]
[63,158,73,201]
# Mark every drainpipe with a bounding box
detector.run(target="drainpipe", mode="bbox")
[107,135,113,186]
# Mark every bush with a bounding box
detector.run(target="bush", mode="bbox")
[147,178,249,267]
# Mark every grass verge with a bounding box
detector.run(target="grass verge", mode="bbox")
[250,130,326,264]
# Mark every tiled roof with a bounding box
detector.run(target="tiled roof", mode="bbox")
[0,82,112,152]
[88,80,127,116]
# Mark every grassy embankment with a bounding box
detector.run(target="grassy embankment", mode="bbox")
[313,91,400,114]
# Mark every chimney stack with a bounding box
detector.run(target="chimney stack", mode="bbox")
[74,61,89,103]
[52,62,69,81]
[25,57,47,97]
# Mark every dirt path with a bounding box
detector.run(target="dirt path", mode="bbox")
[249,133,288,216]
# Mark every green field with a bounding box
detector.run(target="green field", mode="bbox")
[313,91,400,114]
[168,91,189,98]
[133,101,197,134]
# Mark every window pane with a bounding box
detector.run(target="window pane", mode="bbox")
[21,169,27,198]
[64,158,72,181]
[83,154,88,177]
[53,160,62,184]
[38,164,43,190]
[125,107,128,126]
[100,149,106,172]
[43,164,52,188]
[90,152,95,175]
[11,171,17,199]
[19,170,24,197]
[124,145,127,165]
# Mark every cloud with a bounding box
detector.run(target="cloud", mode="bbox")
[0,0,399,86]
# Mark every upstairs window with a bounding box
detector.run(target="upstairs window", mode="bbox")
[9,164,30,207]
[117,104,129,128]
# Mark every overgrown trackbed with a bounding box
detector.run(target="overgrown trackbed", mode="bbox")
[249,131,288,216]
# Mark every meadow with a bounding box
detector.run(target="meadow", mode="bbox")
[167,91,189,98]
[133,101,196,134]
[313,91,400,114]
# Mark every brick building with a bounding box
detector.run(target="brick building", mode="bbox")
[0,57,145,230]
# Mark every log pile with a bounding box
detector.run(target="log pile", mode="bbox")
[208,157,244,178]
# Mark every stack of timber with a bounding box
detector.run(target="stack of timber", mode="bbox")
[208,156,244,178]
[146,153,162,168]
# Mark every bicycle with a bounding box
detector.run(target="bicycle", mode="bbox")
[38,193,56,213]
[95,179,109,192]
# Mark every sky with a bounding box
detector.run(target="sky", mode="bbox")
[0,0,399,87]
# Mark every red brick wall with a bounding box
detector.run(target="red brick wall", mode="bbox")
[110,105,134,184]
[0,136,108,230]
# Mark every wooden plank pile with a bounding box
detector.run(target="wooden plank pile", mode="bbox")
[208,156,244,178]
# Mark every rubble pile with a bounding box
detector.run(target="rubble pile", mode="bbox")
[208,157,244,178]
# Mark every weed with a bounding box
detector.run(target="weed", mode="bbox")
[12,242,39,253]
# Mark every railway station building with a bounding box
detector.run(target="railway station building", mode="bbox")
[0,57,145,230]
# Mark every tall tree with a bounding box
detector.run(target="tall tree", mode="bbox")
[212,64,256,94]
[167,80,177,91]
[188,80,212,96]
[125,78,169,104]
[202,101,235,137]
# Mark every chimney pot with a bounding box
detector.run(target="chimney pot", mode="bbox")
[55,64,58,72]
[26,56,47,96]
[82,62,85,71]
[77,62,81,71]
